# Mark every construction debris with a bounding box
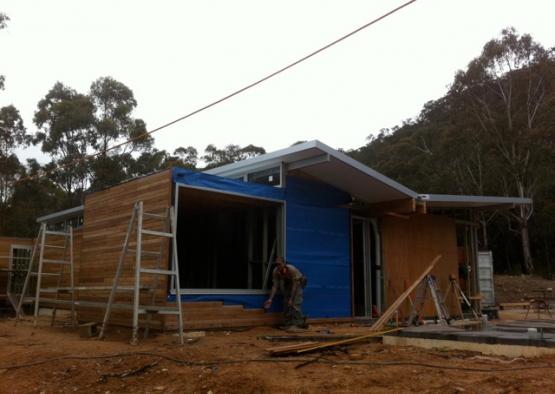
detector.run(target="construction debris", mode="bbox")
[266,328,402,356]
[369,255,442,331]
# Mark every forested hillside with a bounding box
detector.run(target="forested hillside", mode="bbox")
[1,16,553,277]
[350,28,555,276]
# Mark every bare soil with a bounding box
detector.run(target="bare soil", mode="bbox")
[495,275,555,304]
[1,318,555,393]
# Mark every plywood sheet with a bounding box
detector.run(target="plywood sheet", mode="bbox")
[382,214,458,317]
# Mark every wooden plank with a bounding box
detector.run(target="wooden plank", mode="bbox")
[499,302,530,310]
[370,255,442,331]
[268,328,402,356]
[266,341,318,354]
[296,328,402,354]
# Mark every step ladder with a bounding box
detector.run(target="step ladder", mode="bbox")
[408,274,451,326]
[15,223,75,327]
[443,274,480,320]
[98,201,184,345]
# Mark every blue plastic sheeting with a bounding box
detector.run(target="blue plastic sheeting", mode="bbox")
[167,293,283,311]
[173,168,284,201]
[284,176,351,318]
[171,168,352,318]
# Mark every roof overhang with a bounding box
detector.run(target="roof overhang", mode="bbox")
[205,140,418,204]
[418,194,533,209]
[37,205,84,224]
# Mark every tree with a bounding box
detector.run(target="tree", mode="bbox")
[202,144,265,169]
[450,27,555,273]
[33,82,94,202]
[350,28,555,275]
[3,159,65,237]
[88,76,152,189]
[165,146,198,169]
[0,105,28,205]
[89,76,151,154]
[0,13,9,91]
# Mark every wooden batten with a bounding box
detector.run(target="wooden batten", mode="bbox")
[415,201,427,214]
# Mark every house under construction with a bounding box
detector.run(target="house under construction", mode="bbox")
[0,140,532,331]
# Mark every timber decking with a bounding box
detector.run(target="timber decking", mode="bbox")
[163,301,281,330]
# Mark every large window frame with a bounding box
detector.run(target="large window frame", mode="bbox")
[172,183,286,295]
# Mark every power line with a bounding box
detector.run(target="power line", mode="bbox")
[17,0,417,184]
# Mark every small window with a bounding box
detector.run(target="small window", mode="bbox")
[9,246,32,295]
[247,166,281,186]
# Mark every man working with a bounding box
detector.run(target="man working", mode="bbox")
[264,256,307,329]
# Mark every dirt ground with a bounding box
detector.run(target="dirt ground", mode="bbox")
[495,275,555,304]
[1,318,555,394]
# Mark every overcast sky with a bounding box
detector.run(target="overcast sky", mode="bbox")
[1,0,554,164]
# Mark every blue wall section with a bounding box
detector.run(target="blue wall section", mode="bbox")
[171,168,352,318]
[284,176,352,318]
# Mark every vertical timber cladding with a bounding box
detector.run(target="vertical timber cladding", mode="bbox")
[78,170,173,325]
[382,214,458,317]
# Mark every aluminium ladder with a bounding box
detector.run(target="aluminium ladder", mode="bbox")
[407,274,451,326]
[98,201,184,345]
[15,223,75,327]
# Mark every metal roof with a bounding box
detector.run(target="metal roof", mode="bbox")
[418,194,532,209]
[37,205,84,224]
[205,140,419,203]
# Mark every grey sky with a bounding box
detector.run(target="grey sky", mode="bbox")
[1,0,554,164]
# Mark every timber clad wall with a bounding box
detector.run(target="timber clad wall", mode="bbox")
[77,170,173,325]
[382,214,458,316]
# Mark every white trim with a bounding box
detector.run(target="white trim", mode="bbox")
[418,194,532,205]
[176,183,284,204]
[37,205,84,224]
[204,140,320,177]
[205,140,419,199]
[173,182,286,295]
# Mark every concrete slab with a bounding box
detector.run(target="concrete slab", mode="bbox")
[386,320,555,357]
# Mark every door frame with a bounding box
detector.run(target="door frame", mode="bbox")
[351,216,373,317]
[351,216,383,317]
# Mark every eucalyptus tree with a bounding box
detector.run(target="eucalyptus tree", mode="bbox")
[202,144,265,169]
[450,27,555,273]
[88,76,151,190]
[0,12,9,91]
[0,105,27,204]
[33,82,94,202]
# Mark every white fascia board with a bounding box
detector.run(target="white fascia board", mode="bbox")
[205,140,419,199]
[418,194,533,205]
[36,205,85,223]
[204,140,320,177]
[312,140,419,198]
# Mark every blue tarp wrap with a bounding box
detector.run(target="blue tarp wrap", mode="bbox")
[173,168,284,201]
[171,168,352,318]
[284,176,351,317]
